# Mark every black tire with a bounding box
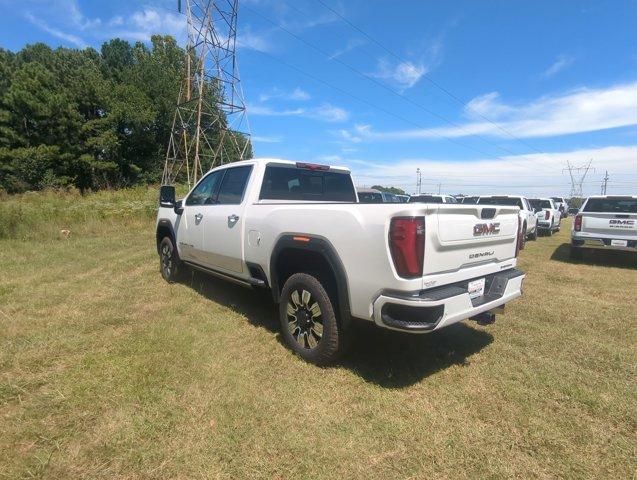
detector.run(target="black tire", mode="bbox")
[520,223,527,249]
[546,225,553,236]
[570,246,584,260]
[530,225,538,241]
[159,236,183,282]
[279,272,344,365]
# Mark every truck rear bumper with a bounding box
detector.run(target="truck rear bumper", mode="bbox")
[372,268,525,333]
[571,237,637,252]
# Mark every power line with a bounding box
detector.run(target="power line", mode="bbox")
[312,0,554,159]
[242,4,561,174]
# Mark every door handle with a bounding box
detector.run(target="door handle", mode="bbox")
[195,213,203,222]
[228,214,239,223]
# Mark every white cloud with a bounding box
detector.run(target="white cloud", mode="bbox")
[374,58,426,91]
[259,87,310,102]
[249,105,306,116]
[290,87,311,101]
[329,38,366,60]
[24,12,87,47]
[353,80,637,140]
[542,54,575,78]
[343,145,637,197]
[250,103,348,122]
[312,103,348,122]
[252,135,283,143]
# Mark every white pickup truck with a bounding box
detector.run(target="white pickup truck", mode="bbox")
[529,198,561,235]
[571,195,637,259]
[157,159,526,364]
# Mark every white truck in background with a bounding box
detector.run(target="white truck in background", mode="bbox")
[529,198,561,235]
[571,195,637,259]
[156,159,526,365]
[551,196,569,218]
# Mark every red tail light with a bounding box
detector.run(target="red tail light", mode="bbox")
[389,217,425,278]
[515,215,523,257]
[574,214,582,231]
[545,210,550,220]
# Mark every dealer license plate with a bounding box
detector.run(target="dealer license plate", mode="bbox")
[468,278,486,299]
[611,239,628,247]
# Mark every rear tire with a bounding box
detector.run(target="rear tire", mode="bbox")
[530,225,538,241]
[159,236,183,282]
[279,273,344,366]
[520,223,527,249]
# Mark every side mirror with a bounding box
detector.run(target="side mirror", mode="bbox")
[160,185,176,207]
[159,185,184,215]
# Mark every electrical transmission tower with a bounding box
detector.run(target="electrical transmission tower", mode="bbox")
[563,159,594,200]
[163,0,251,187]
[601,170,609,195]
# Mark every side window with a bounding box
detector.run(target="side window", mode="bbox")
[185,170,224,206]
[217,165,253,205]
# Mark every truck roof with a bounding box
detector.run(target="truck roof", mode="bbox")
[584,195,637,199]
[208,157,351,173]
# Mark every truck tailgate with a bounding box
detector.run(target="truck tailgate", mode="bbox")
[581,212,637,237]
[423,205,519,276]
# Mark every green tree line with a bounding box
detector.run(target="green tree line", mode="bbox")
[0,36,249,193]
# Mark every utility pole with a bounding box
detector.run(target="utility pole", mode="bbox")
[437,182,441,194]
[601,170,609,195]
[163,0,251,187]
[416,168,422,195]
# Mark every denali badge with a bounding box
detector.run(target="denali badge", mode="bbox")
[473,222,500,236]
[469,251,495,259]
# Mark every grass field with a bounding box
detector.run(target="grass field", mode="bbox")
[1,189,636,479]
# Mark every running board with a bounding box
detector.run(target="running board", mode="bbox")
[183,261,266,288]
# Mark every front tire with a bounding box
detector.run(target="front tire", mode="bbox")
[159,236,183,282]
[530,225,538,241]
[279,273,344,365]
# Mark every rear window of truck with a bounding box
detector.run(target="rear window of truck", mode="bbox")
[358,192,383,203]
[529,199,552,209]
[478,197,523,208]
[583,198,637,213]
[259,164,356,202]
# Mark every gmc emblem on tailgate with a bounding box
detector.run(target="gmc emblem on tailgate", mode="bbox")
[609,219,634,227]
[473,222,501,236]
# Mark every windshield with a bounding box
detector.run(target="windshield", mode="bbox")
[529,199,552,209]
[583,198,637,213]
[478,197,523,208]
[358,191,384,203]
[551,197,564,203]
[409,195,443,204]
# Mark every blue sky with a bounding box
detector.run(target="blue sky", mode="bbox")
[2,0,637,196]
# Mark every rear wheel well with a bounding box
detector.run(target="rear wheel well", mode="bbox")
[274,248,339,303]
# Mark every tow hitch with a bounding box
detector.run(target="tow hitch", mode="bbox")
[470,305,504,326]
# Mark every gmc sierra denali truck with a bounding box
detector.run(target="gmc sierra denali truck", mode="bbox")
[157,159,526,365]
[571,195,637,259]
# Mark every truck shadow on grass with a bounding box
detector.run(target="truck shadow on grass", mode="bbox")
[551,243,637,269]
[182,270,493,388]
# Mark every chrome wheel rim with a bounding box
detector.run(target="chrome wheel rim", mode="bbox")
[286,289,323,350]
[161,243,172,277]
